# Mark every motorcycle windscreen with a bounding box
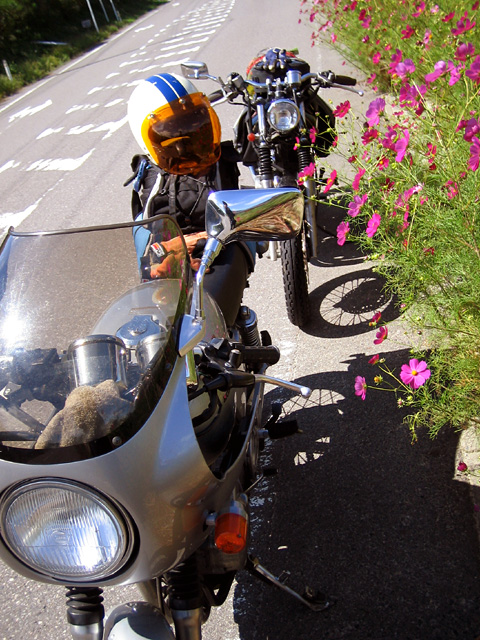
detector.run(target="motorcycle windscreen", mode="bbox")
[0,216,189,464]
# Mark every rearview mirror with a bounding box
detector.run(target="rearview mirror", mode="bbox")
[205,188,304,245]
[181,61,210,80]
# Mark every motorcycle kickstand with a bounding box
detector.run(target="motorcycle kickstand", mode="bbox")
[246,555,334,612]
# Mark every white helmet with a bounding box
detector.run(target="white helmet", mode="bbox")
[127,73,221,176]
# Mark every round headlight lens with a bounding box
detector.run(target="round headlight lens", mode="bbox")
[0,480,132,581]
[267,100,300,133]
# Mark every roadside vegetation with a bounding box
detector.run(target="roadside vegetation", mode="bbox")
[0,0,167,100]
[302,0,480,440]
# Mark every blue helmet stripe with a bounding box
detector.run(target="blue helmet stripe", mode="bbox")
[146,74,189,103]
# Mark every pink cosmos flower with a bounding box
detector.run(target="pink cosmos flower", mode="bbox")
[309,127,317,144]
[451,15,476,37]
[366,213,381,238]
[347,193,368,217]
[365,98,385,126]
[468,136,480,171]
[367,72,377,84]
[401,25,415,39]
[373,325,388,344]
[448,61,462,85]
[423,29,432,46]
[466,55,480,83]
[336,220,350,246]
[372,52,381,64]
[323,169,337,193]
[455,42,475,60]
[442,12,455,22]
[457,461,468,472]
[394,130,410,163]
[425,60,447,83]
[369,311,382,325]
[354,376,367,400]
[464,118,480,141]
[352,167,366,191]
[400,359,431,389]
[412,1,425,17]
[395,59,416,80]
[368,354,380,365]
[333,101,351,117]
[445,180,459,198]
[298,162,315,182]
[378,156,389,171]
[362,127,379,145]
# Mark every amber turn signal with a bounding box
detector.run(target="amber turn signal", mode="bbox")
[214,512,248,554]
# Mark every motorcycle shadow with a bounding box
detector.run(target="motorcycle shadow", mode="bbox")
[305,266,399,339]
[229,352,480,640]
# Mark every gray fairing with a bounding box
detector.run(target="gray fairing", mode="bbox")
[0,351,253,587]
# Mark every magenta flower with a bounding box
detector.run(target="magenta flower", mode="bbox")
[412,1,425,17]
[298,162,315,181]
[451,15,476,37]
[455,42,475,60]
[442,11,455,22]
[378,156,390,171]
[354,376,367,400]
[352,167,366,191]
[366,213,381,238]
[400,359,431,389]
[348,193,368,217]
[337,220,350,246]
[425,60,447,83]
[395,59,416,80]
[464,118,480,141]
[368,354,380,365]
[457,461,468,472]
[369,312,382,325]
[468,136,480,171]
[423,29,432,46]
[362,127,379,145]
[373,325,388,345]
[323,169,337,193]
[401,25,415,39]
[466,55,480,83]
[309,127,317,144]
[448,61,462,85]
[372,52,381,64]
[365,97,386,126]
[394,130,410,163]
[333,101,351,117]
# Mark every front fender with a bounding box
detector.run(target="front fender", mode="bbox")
[104,602,175,640]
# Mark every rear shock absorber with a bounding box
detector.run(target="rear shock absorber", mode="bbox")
[165,556,205,639]
[65,586,104,640]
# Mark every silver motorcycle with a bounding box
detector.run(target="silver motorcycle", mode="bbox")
[0,188,331,640]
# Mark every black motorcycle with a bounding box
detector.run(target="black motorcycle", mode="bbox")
[182,47,363,327]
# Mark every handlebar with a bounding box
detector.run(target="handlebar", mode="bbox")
[211,70,363,102]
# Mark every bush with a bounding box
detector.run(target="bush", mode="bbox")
[303,0,480,437]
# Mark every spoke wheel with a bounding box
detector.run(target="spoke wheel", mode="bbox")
[280,229,311,327]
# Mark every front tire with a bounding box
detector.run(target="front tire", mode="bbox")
[280,230,311,327]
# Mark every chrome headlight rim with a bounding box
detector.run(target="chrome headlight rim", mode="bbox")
[0,478,135,583]
[267,99,300,133]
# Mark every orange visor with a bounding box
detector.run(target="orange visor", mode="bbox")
[141,92,221,175]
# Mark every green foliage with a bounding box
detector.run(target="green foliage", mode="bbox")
[304,0,480,436]
[0,0,166,99]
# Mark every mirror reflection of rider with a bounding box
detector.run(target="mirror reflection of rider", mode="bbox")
[127,72,255,327]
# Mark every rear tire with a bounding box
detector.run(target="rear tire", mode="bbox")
[280,230,311,327]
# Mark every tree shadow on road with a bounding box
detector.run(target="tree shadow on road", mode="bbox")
[232,351,480,640]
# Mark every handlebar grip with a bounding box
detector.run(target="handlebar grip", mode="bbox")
[208,89,225,103]
[334,75,357,86]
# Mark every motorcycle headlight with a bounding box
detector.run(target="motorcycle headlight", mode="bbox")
[267,99,300,133]
[0,479,133,582]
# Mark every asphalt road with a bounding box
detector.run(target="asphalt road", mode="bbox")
[1,1,480,639]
